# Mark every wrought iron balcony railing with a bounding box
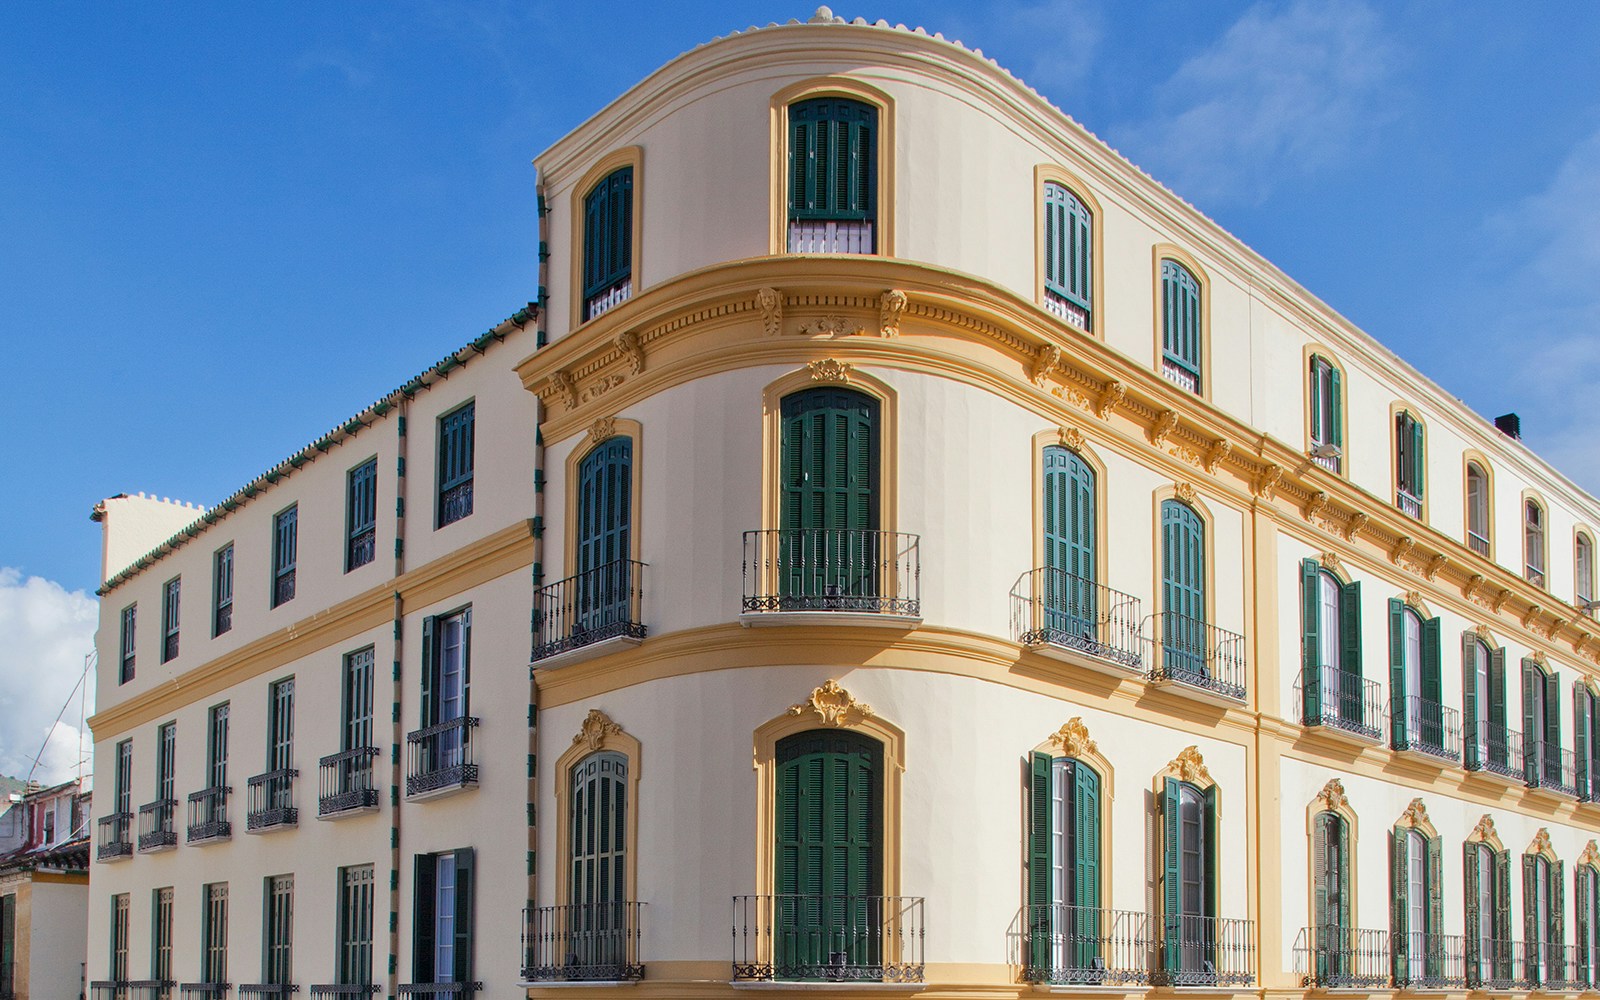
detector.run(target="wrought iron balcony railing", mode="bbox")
[405,717,479,797]
[1526,739,1580,796]
[186,786,231,843]
[97,813,133,861]
[1464,719,1525,779]
[90,981,130,1000]
[1295,667,1384,741]
[1009,569,1143,670]
[1146,613,1247,702]
[1392,931,1467,989]
[236,987,297,998]
[1464,937,1524,990]
[395,985,480,997]
[741,530,920,617]
[732,894,925,983]
[246,769,298,831]
[1529,942,1584,991]
[137,799,178,852]
[521,902,645,982]
[307,988,379,998]
[1397,489,1423,519]
[532,560,646,662]
[1292,926,1392,989]
[318,747,380,817]
[129,980,175,1000]
[177,984,229,1000]
[1021,904,1151,986]
[1390,696,1462,762]
[1152,915,1256,987]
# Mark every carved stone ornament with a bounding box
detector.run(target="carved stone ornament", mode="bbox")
[1029,343,1063,387]
[1547,617,1568,639]
[549,369,579,409]
[615,330,645,375]
[1174,482,1198,505]
[1059,425,1086,452]
[1320,551,1344,575]
[587,417,616,444]
[1406,590,1425,610]
[1523,605,1544,630]
[1392,537,1417,566]
[878,289,907,337]
[1493,589,1513,614]
[1167,746,1211,785]
[1576,632,1592,655]
[799,315,864,338]
[1345,512,1369,541]
[1475,624,1495,642]
[1313,778,1348,814]
[1049,717,1098,758]
[1401,797,1430,830]
[1304,492,1331,524]
[1531,651,1549,668]
[1472,814,1498,844]
[788,679,872,728]
[756,287,783,337]
[1425,554,1449,582]
[1530,827,1554,857]
[573,708,624,751]
[1150,410,1180,448]
[1466,574,1487,601]
[1096,380,1126,419]
[1204,439,1232,474]
[808,358,853,383]
[1579,840,1599,869]
[1254,464,1284,500]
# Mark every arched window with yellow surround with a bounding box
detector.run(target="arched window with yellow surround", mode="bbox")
[1308,355,1342,473]
[787,98,877,254]
[1159,259,1202,393]
[1042,182,1093,330]
[1466,461,1491,555]
[1525,499,1547,587]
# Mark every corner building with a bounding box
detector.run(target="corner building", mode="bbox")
[88,9,1600,1000]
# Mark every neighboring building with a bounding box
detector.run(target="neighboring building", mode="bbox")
[87,9,1600,1000]
[0,780,91,1000]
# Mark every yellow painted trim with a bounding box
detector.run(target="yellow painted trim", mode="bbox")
[1151,244,1212,402]
[1033,164,1105,338]
[1389,401,1430,525]
[1301,344,1350,480]
[88,519,534,738]
[26,870,87,885]
[552,710,642,908]
[568,146,645,333]
[1029,427,1109,591]
[759,365,899,538]
[768,77,896,258]
[751,686,906,905]
[561,418,645,577]
[1463,451,1497,563]
[1522,487,1552,591]
[1029,717,1116,917]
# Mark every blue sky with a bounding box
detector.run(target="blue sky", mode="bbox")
[3,0,1599,605]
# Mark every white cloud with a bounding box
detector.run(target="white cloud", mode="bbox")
[0,569,96,786]
[1113,0,1400,205]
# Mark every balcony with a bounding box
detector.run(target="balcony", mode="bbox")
[405,717,479,799]
[1152,915,1256,987]
[1465,938,1526,991]
[1022,904,1151,987]
[318,748,381,818]
[237,987,297,998]
[1397,489,1423,520]
[90,983,130,1000]
[395,986,479,997]
[1464,720,1525,781]
[1147,613,1248,704]
[1529,943,1586,991]
[1010,569,1143,674]
[185,786,231,844]
[246,769,299,832]
[178,986,229,1000]
[1526,740,1580,796]
[129,982,175,1000]
[731,894,925,984]
[1391,932,1466,990]
[97,812,132,862]
[1295,667,1384,743]
[788,220,873,255]
[307,988,379,998]
[1292,926,1392,989]
[1389,696,1461,764]
[531,560,646,666]
[137,799,178,852]
[521,902,645,983]
[741,529,920,625]
[584,278,632,321]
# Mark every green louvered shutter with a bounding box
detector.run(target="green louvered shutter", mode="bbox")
[1465,842,1482,978]
[1391,828,1409,983]
[1161,260,1202,390]
[577,437,633,630]
[413,855,436,983]
[1426,836,1444,978]
[1421,617,1443,748]
[1043,184,1093,327]
[779,389,879,605]
[1202,785,1219,971]
[581,168,632,311]
[1547,670,1563,787]
[1339,581,1363,724]
[1489,648,1509,769]
[419,616,437,729]
[1576,683,1591,800]
[453,847,474,982]
[1074,763,1102,971]
[1464,636,1481,769]
[1525,855,1540,982]
[1577,868,1592,984]
[1027,752,1052,976]
[788,99,876,225]
[1555,861,1567,968]
[1161,501,1207,680]
[1410,418,1426,500]
[1524,661,1540,785]
[1309,364,1323,446]
[1301,559,1322,723]
[1161,779,1182,973]
[1329,366,1343,448]
[1043,447,1096,636]
[1389,600,1408,747]
[1313,814,1331,939]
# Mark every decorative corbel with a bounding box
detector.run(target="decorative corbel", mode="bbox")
[1254,464,1284,500]
[1492,589,1513,614]
[1425,554,1449,581]
[1096,380,1126,419]
[1391,537,1416,566]
[1304,491,1330,523]
[1345,512,1368,541]
[1150,410,1180,448]
[549,369,579,409]
[878,289,907,337]
[1522,605,1543,630]
[615,330,645,375]
[756,287,783,336]
[1028,343,1063,387]
[1204,438,1232,474]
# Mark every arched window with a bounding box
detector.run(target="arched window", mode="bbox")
[582,167,634,320]
[1466,462,1491,556]
[1464,839,1510,986]
[1300,559,1367,734]
[1043,183,1093,330]
[1389,601,1443,756]
[1159,500,1207,683]
[1041,446,1097,643]
[1391,824,1441,986]
[1463,636,1509,772]
[776,388,880,610]
[1395,411,1425,518]
[1523,851,1564,986]
[1577,533,1595,612]
[1311,811,1351,980]
[1308,355,1342,472]
[787,98,877,254]
[1575,681,1600,802]
[1578,862,1600,986]
[570,750,628,915]
[1160,260,1202,393]
[1026,753,1102,981]
[1525,500,1547,587]
[575,437,635,635]
[1522,659,1562,789]
[1161,778,1217,981]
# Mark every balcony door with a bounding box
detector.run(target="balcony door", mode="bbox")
[779,389,879,608]
[1042,447,1096,642]
[1160,500,1207,679]
[1162,778,1216,980]
[1028,754,1101,980]
[774,730,882,979]
[1312,811,1350,980]
[576,438,633,634]
[569,751,628,973]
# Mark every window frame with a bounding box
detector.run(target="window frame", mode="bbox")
[338,863,375,987]
[1464,457,1494,559]
[1306,350,1345,475]
[201,882,228,985]
[151,886,173,986]
[271,504,297,608]
[1299,558,1363,730]
[346,457,378,573]
[213,543,234,637]
[1030,166,1103,336]
[160,576,180,663]
[562,419,645,582]
[769,78,895,258]
[1393,407,1427,520]
[1157,257,1204,394]
[1576,530,1595,612]
[410,848,475,986]
[118,603,136,684]
[554,711,642,911]
[262,873,294,986]
[436,401,476,529]
[569,146,645,330]
[1524,495,1548,588]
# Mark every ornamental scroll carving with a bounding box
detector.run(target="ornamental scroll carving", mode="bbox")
[1400,797,1430,830]
[799,316,864,338]
[1028,343,1063,387]
[879,289,907,337]
[1530,827,1554,858]
[1314,778,1349,814]
[615,330,645,375]
[1059,425,1086,452]
[1173,482,1197,505]
[756,287,783,337]
[1150,410,1179,448]
[1164,746,1211,786]
[1048,718,1098,758]
[549,369,579,409]
[573,709,624,752]
[1254,464,1284,500]
[1345,512,1368,541]
[1096,380,1126,419]
[788,680,873,728]
[1204,439,1232,474]
[1580,840,1599,869]
[1472,814,1499,844]
[587,417,616,445]
[808,359,852,383]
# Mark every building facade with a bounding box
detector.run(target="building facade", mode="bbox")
[89,9,1600,1000]
[0,779,91,1000]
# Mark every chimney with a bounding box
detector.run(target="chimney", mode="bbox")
[1494,413,1522,440]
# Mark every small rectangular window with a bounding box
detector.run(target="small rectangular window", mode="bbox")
[437,404,475,528]
[207,703,230,791]
[263,874,293,985]
[119,604,136,684]
[1526,502,1547,587]
[161,577,180,663]
[272,506,297,607]
[213,544,234,636]
[1466,464,1490,556]
[1578,536,1595,611]
[202,882,228,984]
[347,459,378,572]
[338,864,375,986]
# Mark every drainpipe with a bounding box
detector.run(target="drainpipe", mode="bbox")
[387,393,412,996]
[526,178,553,950]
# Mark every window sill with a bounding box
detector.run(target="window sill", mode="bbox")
[404,777,478,803]
[738,612,922,629]
[1148,676,1246,711]
[1300,722,1384,750]
[1022,637,1143,679]
[532,633,643,671]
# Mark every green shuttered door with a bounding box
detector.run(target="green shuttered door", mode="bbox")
[779,389,879,605]
[1161,501,1207,679]
[577,437,633,630]
[1043,447,1096,637]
